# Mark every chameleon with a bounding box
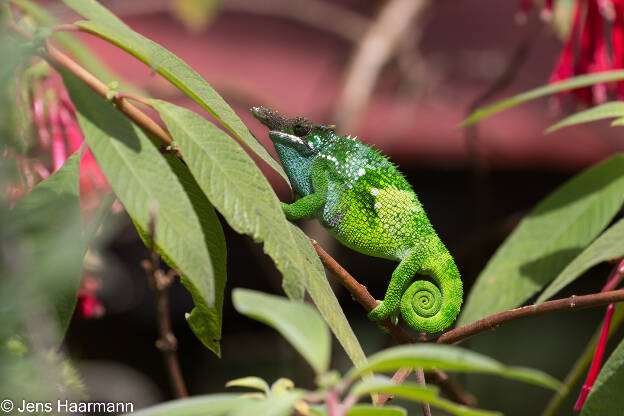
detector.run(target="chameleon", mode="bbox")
[251,106,463,333]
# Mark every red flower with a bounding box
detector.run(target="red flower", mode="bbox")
[76,275,105,319]
[540,0,624,105]
[7,72,112,213]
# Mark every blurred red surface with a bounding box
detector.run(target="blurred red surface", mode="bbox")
[55,0,623,190]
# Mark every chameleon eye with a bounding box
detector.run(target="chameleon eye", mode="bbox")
[293,123,311,137]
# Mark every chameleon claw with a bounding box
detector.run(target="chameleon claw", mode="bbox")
[390,311,400,326]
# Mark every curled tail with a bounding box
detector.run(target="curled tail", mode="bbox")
[400,249,463,333]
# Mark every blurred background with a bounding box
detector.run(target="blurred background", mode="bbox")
[7,0,624,414]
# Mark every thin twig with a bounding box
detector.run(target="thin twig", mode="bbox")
[436,289,624,345]
[141,214,188,398]
[7,20,173,146]
[326,388,341,416]
[114,92,153,108]
[310,240,476,406]
[335,0,430,131]
[50,24,80,32]
[467,15,543,114]
[415,366,432,416]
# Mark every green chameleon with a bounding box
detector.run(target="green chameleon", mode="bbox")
[251,107,463,333]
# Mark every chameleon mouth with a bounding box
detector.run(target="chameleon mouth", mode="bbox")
[269,131,314,150]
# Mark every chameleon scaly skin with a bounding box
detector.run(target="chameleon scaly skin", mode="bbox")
[251,107,463,333]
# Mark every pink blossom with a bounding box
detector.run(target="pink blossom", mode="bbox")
[76,276,105,319]
[541,0,624,104]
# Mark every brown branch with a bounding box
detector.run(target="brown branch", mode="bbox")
[141,215,188,398]
[7,20,173,146]
[310,240,476,406]
[436,289,624,345]
[415,366,432,416]
[115,92,154,109]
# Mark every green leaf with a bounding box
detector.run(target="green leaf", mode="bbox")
[349,377,500,416]
[225,376,270,394]
[610,116,624,126]
[164,155,227,356]
[462,70,624,127]
[545,102,624,133]
[310,405,408,416]
[60,0,289,184]
[228,391,303,416]
[8,151,84,335]
[61,71,218,312]
[11,0,123,88]
[347,344,561,391]
[150,100,368,368]
[346,405,407,416]
[287,222,368,368]
[150,100,304,299]
[349,376,437,399]
[537,218,624,303]
[459,155,624,326]
[232,289,330,373]
[130,394,251,416]
[580,338,624,416]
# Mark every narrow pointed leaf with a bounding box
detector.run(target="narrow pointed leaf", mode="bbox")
[349,377,499,416]
[537,218,624,303]
[151,100,306,299]
[61,71,217,313]
[545,102,624,133]
[287,222,368,368]
[348,344,561,391]
[60,0,289,184]
[232,289,330,373]
[462,70,624,127]
[225,377,270,394]
[11,0,122,87]
[8,151,84,335]
[346,405,407,416]
[150,100,367,368]
[130,394,251,416]
[164,155,226,356]
[311,405,407,416]
[228,392,303,416]
[459,155,624,326]
[610,116,624,126]
[580,338,624,415]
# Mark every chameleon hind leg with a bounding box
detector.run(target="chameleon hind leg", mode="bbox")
[368,244,461,333]
[368,248,423,325]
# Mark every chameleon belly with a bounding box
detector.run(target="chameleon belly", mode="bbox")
[321,182,425,261]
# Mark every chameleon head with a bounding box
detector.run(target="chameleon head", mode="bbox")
[251,106,336,195]
[251,106,322,153]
